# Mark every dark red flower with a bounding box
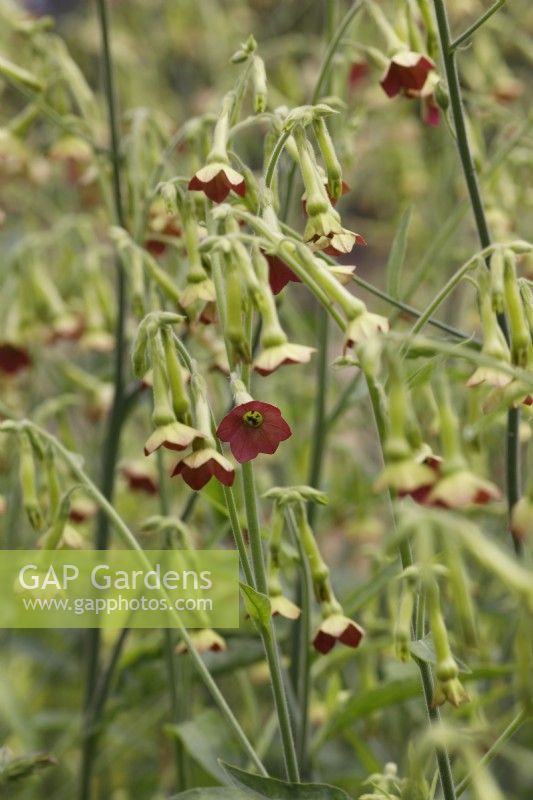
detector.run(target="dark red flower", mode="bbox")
[170,447,235,491]
[380,51,435,98]
[313,614,365,654]
[188,163,246,203]
[0,343,31,375]
[216,400,292,464]
[145,220,182,256]
[264,253,301,295]
[121,462,159,495]
[422,94,441,128]
[349,61,369,91]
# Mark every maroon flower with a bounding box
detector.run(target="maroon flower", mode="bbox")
[188,162,246,203]
[121,462,159,495]
[145,219,182,256]
[422,94,441,128]
[170,447,235,491]
[0,343,31,375]
[349,61,369,92]
[380,51,436,98]
[313,613,365,654]
[264,253,301,295]
[216,400,292,464]
[302,180,350,215]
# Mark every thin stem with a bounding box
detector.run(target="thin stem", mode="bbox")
[455,709,528,797]
[242,461,268,594]
[264,130,291,191]
[432,0,522,556]
[352,275,480,343]
[286,508,313,777]
[81,3,128,797]
[312,0,363,104]
[450,0,507,51]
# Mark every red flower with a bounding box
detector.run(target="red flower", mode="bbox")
[264,253,301,295]
[145,219,182,256]
[0,343,31,375]
[313,613,365,654]
[380,51,435,98]
[216,400,292,464]
[188,162,246,203]
[349,61,369,92]
[171,447,235,491]
[121,462,159,495]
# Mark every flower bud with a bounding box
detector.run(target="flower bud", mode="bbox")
[252,56,267,113]
[312,117,343,201]
[504,250,531,367]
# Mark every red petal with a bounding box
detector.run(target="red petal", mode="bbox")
[313,630,336,654]
[339,622,364,649]
[230,427,260,463]
[216,407,243,441]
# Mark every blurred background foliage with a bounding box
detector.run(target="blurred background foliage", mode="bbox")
[0,1,532,799]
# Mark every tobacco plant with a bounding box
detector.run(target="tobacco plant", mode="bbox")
[0,0,532,798]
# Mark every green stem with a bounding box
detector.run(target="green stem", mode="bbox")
[81,3,128,797]
[18,420,267,778]
[363,388,457,800]
[240,398,299,781]
[432,0,522,556]
[286,508,313,777]
[449,0,507,51]
[455,709,528,797]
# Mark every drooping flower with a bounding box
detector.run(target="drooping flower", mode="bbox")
[426,469,501,508]
[302,179,350,214]
[171,446,235,491]
[254,342,316,376]
[145,218,182,256]
[313,613,365,654]
[348,60,369,92]
[264,253,301,295]
[121,461,159,495]
[305,209,366,257]
[188,162,246,203]
[68,497,97,523]
[176,628,226,654]
[217,400,292,463]
[143,421,205,457]
[343,311,389,351]
[380,51,436,98]
[0,342,31,375]
[374,458,436,497]
[270,594,301,620]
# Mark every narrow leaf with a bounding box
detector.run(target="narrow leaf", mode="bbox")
[386,206,412,299]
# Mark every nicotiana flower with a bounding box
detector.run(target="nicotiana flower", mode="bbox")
[426,469,501,508]
[270,594,301,620]
[188,162,246,203]
[344,311,390,351]
[302,179,350,214]
[305,208,366,257]
[433,658,469,708]
[143,421,205,457]
[68,497,97,523]
[0,342,31,375]
[264,253,301,295]
[171,446,235,491]
[217,400,292,463]
[254,342,316,376]
[145,218,182,256]
[180,277,217,308]
[313,613,365,654]
[120,461,159,495]
[176,629,226,654]
[380,51,436,99]
[374,458,436,497]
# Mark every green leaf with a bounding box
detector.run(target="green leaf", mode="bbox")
[386,207,412,299]
[170,790,251,799]
[221,761,353,799]
[240,582,271,629]
[410,634,472,673]
[166,710,245,783]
